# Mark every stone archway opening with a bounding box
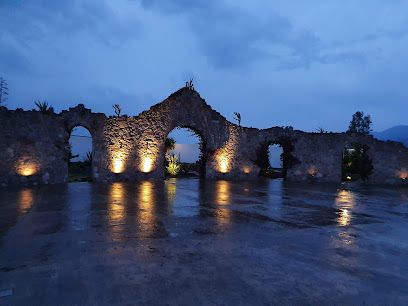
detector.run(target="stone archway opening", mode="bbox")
[341,143,373,182]
[68,126,93,182]
[267,143,284,179]
[255,141,287,179]
[164,127,206,178]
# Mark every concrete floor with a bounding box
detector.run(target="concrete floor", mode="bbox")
[0,179,408,305]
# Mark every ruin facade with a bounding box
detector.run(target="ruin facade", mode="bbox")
[1,88,407,187]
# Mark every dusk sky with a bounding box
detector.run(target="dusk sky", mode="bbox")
[1,0,408,134]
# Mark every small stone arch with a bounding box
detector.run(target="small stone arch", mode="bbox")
[60,104,106,182]
[253,136,300,180]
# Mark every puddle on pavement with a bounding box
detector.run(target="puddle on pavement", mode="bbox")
[0,179,407,241]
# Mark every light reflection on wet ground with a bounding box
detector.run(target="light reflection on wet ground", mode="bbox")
[1,179,408,304]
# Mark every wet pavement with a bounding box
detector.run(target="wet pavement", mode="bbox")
[0,178,408,305]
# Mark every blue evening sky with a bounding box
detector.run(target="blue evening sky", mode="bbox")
[1,0,407,140]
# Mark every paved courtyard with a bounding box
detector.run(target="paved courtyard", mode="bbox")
[0,179,407,305]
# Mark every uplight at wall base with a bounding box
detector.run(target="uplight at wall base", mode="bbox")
[219,159,229,173]
[16,159,40,176]
[308,168,317,176]
[142,157,153,173]
[112,159,124,174]
[397,168,408,179]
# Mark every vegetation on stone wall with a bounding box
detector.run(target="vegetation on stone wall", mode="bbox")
[185,77,195,91]
[316,126,326,133]
[35,100,53,114]
[233,112,241,126]
[342,143,373,182]
[113,104,122,117]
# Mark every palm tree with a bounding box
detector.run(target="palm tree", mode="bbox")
[165,137,176,151]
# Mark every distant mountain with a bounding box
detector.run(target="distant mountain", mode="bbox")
[372,125,408,147]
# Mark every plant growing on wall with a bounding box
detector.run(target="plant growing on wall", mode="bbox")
[0,76,8,106]
[35,100,53,114]
[113,104,122,117]
[166,154,181,176]
[233,112,241,126]
[185,77,195,91]
[316,126,326,133]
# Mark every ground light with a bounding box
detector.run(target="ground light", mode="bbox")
[142,157,153,173]
[112,158,125,174]
[16,159,39,176]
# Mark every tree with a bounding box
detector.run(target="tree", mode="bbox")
[0,76,9,106]
[342,143,373,182]
[348,111,372,134]
[233,112,241,126]
[165,137,176,151]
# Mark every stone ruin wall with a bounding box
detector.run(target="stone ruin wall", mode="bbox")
[0,88,407,187]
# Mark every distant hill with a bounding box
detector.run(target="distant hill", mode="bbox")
[372,125,408,147]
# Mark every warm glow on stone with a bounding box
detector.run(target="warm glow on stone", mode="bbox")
[397,168,408,179]
[142,157,153,173]
[112,158,124,174]
[219,158,229,173]
[20,166,37,176]
[243,167,251,174]
[16,159,39,176]
[308,168,317,176]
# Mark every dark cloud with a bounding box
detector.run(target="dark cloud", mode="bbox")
[1,0,407,133]
[140,0,361,70]
[0,0,141,48]
[0,37,33,73]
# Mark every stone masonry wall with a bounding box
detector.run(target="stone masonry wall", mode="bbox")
[1,88,407,186]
